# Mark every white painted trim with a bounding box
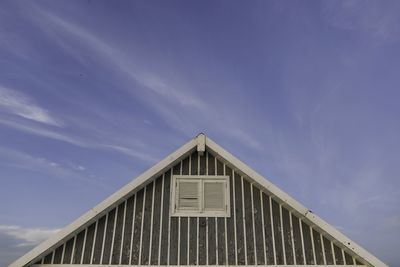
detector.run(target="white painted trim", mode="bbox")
[60,242,66,264]
[167,169,172,265]
[342,248,346,264]
[31,264,368,267]
[157,174,165,265]
[11,134,387,267]
[186,217,190,265]
[331,241,336,265]
[196,217,199,265]
[109,206,118,264]
[310,226,316,264]
[279,204,286,265]
[223,163,229,265]
[138,186,146,264]
[232,170,238,265]
[171,175,230,217]
[70,235,76,264]
[205,154,209,266]
[90,220,98,264]
[205,136,387,267]
[196,133,206,155]
[241,176,248,265]
[178,161,183,265]
[299,219,306,264]
[119,200,127,264]
[10,137,198,267]
[80,227,87,264]
[260,189,267,265]
[320,233,326,265]
[129,193,137,265]
[289,211,296,265]
[269,196,276,265]
[99,212,108,264]
[148,180,156,264]
[250,184,257,264]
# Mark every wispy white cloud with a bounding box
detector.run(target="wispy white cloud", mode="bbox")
[0,86,62,126]
[0,146,93,183]
[0,118,158,163]
[28,6,261,149]
[0,225,59,247]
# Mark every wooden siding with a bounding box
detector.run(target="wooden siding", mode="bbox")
[30,150,360,266]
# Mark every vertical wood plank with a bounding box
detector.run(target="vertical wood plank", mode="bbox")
[189,217,198,265]
[291,213,304,264]
[323,236,334,265]
[261,193,274,264]
[160,170,171,265]
[215,158,226,265]
[141,183,154,265]
[52,245,63,264]
[131,188,145,265]
[208,217,216,265]
[82,222,96,264]
[62,237,74,264]
[207,152,215,175]
[43,252,53,264]
[121,195,135,264]
[253,187,264,265]
[243,179,255,265]
[92,215,106,264]
[111,202,125,264]
[150,177,163,265]
[179,217,188,265]
[188,152,198,265]
[281,207,294,265]
[102,208,116,264]
[271,199,284,264]
[301,221,314,264]
[225,166,236,265]
[345,250,355,265]
[169,163,181,265]
[178,156,190,265]
[312,229,324,264]
[198,217,207,265]
[334,243,344,264]
[72,229,85,264]
[234,172,245,265]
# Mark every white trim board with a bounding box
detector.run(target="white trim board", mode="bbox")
[205,137,387,267]
[31,265,368,267]
[9,137,199,267]
[10,134,387,267]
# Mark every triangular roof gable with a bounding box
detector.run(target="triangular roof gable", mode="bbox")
[10,134,386,267]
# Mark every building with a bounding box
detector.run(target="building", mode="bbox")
[10,134,387,267]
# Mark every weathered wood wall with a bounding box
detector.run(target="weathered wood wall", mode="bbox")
[31,150,362,266]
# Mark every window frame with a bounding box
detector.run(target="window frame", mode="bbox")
[170,175,230,217]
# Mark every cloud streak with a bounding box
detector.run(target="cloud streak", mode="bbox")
[28,6,261,149]
[0,225,59,247]
[0,86,62,126]
[0,118,158,163]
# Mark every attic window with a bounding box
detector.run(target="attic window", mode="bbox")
[171,175,230,217]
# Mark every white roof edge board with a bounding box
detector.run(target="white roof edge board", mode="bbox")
[10,133,387,267]
[9,137,198,267]
[31,265,369,267]
[205,136,387,267]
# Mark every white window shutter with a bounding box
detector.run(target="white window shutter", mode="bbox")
[177,181,199,211]
[203,181,225,211]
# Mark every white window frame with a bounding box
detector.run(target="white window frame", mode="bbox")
[170,175,230,217]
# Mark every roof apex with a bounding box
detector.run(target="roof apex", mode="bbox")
[10,134,387,267]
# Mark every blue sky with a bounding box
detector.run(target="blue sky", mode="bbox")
[1,0,399,266]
